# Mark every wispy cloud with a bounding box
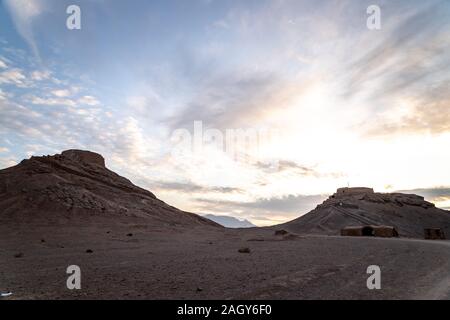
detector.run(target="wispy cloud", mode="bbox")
[31,70,51,81]
[396,187,450,210]
[78,95,100,106]
[340,2,450,137]
[29,96,76,107]
[51,89,71,97]
[168,71,284,130]
[0,59,8,69]
[4,0,46,60]
[194,193,328,225]
[397,187,450,201]
[364,84,450,136]
[0,88,7,100]
[152,180,243,194]
[0,68,27,86]
[254,160,344,178]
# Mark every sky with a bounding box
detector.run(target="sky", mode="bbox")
[0,0,449,226]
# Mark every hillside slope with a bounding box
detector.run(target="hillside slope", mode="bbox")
[0,149,219,228]
[280,187,450,238]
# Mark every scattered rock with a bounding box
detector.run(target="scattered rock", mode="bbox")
[238,247,251,253]
[86,249,93,253]
[196,287,203,292]
[14,253,23,258]
[126,233,133,237]
[40,239,45,243]
[274,229,288,236]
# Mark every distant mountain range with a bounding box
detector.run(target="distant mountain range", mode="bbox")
[202,214,256,228]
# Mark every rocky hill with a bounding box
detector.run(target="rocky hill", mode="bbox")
[0,149,219,228]
[280,187,450,238]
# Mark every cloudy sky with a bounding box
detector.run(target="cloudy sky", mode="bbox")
[1,0,449,226]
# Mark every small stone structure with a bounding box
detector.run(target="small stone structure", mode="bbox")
[61,149,105,167]
[336,187,374,196]
[424,228,446,240]
[341,225,399,238]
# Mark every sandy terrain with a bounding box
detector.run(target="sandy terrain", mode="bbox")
[1,220,449,300]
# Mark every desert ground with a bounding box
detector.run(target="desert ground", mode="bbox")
[1,220,449,300]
